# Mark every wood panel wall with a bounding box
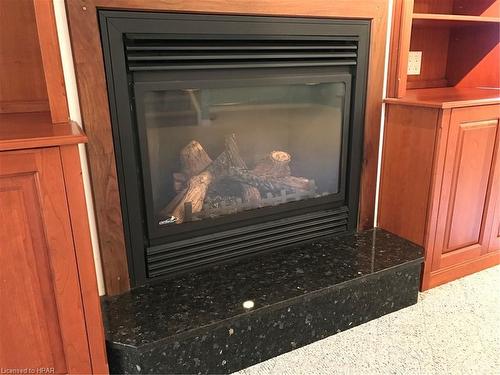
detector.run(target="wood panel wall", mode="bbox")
[407,26,450,89]
[452,0,500,16]
[413,0,500,15]
[66,0,390,295]
[447,24,500,88]
[413,0,454,14]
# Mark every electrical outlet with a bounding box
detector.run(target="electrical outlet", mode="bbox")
[407,51,422,75]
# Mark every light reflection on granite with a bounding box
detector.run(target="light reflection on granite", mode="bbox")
[102,229,423,374]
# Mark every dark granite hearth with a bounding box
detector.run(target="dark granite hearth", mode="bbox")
[102,229,423,374]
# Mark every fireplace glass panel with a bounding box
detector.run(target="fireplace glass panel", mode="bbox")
[140,81,347,227]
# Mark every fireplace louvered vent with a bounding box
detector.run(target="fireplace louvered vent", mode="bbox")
[146,208,349,277]
[125,39,358,71]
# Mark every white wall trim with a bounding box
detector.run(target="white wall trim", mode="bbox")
[53,0,106,295]
[374,0,394,227]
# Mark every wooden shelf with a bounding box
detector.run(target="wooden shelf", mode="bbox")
[413,13,500,24]
[0,112,87,151]
[388,0,500,97]
[384,87,500,108]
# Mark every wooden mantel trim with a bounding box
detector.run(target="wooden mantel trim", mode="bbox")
[65,0,389,295]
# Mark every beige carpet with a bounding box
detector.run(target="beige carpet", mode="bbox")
[236,266,500,375]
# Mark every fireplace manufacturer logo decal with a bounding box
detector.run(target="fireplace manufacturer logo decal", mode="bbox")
[158,216,178,225]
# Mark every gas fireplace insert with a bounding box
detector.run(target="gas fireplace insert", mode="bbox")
[99,11,369,286]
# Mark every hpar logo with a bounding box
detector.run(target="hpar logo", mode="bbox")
[1,369,54,374]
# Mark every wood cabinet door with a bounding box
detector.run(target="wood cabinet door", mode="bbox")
[0,148,92,373]
[485,130,500,252]
[487,198,500,252]
[431,105,500,271]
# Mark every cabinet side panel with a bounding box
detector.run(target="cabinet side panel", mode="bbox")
[59,145,109,373]
[378,104,439,245]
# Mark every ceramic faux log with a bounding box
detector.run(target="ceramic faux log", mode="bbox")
[224,134,261,203]
[180,140,213,177]
[253,151,292,177]
[164,134,313,223]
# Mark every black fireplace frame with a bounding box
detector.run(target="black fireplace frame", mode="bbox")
[99,11,369,286]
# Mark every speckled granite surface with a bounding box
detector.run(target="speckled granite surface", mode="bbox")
[102,229,423,374]
[236,266,500,375]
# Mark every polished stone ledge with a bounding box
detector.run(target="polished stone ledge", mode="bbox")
[102,229,423,374]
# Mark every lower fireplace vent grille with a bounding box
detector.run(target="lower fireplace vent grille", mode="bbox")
[146,207,349,278]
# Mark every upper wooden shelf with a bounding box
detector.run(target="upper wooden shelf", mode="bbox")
[413,13,500,25]
[0,112,87,151]
[384,87,500,109]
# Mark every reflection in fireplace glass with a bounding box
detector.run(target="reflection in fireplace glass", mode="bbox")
[142,82,346,226]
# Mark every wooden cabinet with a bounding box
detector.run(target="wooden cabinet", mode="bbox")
[382,0,500,289]
[379,101,500,290]
[0,148,91,372]
[0,113,108,373]
[0,1,107,371]
[430,105,500,272]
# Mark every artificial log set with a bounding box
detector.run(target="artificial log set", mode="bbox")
[161,134,318,224]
